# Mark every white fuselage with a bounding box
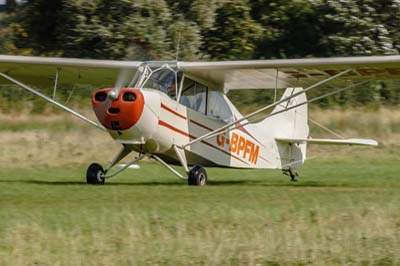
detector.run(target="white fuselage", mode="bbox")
[105,88,309,170]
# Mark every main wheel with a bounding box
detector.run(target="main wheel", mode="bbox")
[188,165,207,186]
[86,163,105,185]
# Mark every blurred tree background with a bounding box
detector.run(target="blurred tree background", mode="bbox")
[0,0,400,109]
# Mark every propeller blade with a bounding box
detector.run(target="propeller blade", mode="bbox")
[93,96,113,123]
[110,68,135,100]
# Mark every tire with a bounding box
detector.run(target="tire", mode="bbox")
[86,163,105,185]
[188,165,207,186]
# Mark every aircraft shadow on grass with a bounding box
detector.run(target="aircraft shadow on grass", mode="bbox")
[0,179,185,186]
[209,180,356,188]
[0,179,362,188]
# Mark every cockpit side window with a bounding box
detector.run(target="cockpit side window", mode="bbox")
[179,77,208,115]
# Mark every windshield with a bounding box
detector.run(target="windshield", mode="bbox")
[136,63,178,98]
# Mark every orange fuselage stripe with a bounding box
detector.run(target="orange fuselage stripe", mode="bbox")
[158,120,249,165]
[161,103,187,120]
[160,103,256,141]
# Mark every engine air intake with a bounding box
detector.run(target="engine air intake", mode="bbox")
[123,92,136,102]
[95,91,107,102]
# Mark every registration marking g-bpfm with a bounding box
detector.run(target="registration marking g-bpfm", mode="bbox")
[216,132,259,164]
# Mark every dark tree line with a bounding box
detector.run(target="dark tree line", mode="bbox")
[0,0,400,108]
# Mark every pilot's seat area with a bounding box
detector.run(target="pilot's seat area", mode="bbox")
[180,91,234,124]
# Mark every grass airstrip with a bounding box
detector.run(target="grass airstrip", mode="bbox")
[0,109,400,265]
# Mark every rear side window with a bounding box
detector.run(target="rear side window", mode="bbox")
[179,77,208,115]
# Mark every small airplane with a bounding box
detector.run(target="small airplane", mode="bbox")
[1,55,399,185]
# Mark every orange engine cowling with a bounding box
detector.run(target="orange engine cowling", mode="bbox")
[92,88,144,131]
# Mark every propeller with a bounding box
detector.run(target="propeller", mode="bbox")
[109,68,136,100]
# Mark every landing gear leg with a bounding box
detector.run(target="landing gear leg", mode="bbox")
[86,145,145,185]
[150,154,187,180]
[283,169,298,182]
[151,147,208,186]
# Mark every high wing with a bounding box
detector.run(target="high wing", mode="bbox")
[179,55,400,92]
[2,54,400,90]
[0,55,142,88]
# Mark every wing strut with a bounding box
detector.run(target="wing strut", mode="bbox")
[53,68,60,100]
[245,80,368,124]
[191,80,368,148]
[0,72,106,131]
[209,80,368,146]
[181,68,353,148]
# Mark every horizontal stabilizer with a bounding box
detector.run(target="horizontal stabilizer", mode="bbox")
[276,137,378,146]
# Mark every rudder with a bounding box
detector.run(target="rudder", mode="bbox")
[256,87,309,170]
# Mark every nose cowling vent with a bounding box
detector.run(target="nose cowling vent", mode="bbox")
[92,88,144,131]
[108,107,120,114]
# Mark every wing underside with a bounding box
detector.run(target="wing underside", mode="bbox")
[179,55,400,91]
[0,55,142,88]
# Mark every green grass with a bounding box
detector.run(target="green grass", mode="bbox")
[1,153,400,266]
[0,109,399,265]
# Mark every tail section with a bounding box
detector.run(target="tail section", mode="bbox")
[253,87,309,170]
[249,87,377,171]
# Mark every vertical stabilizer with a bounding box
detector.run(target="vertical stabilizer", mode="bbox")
[252,87,309,170]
